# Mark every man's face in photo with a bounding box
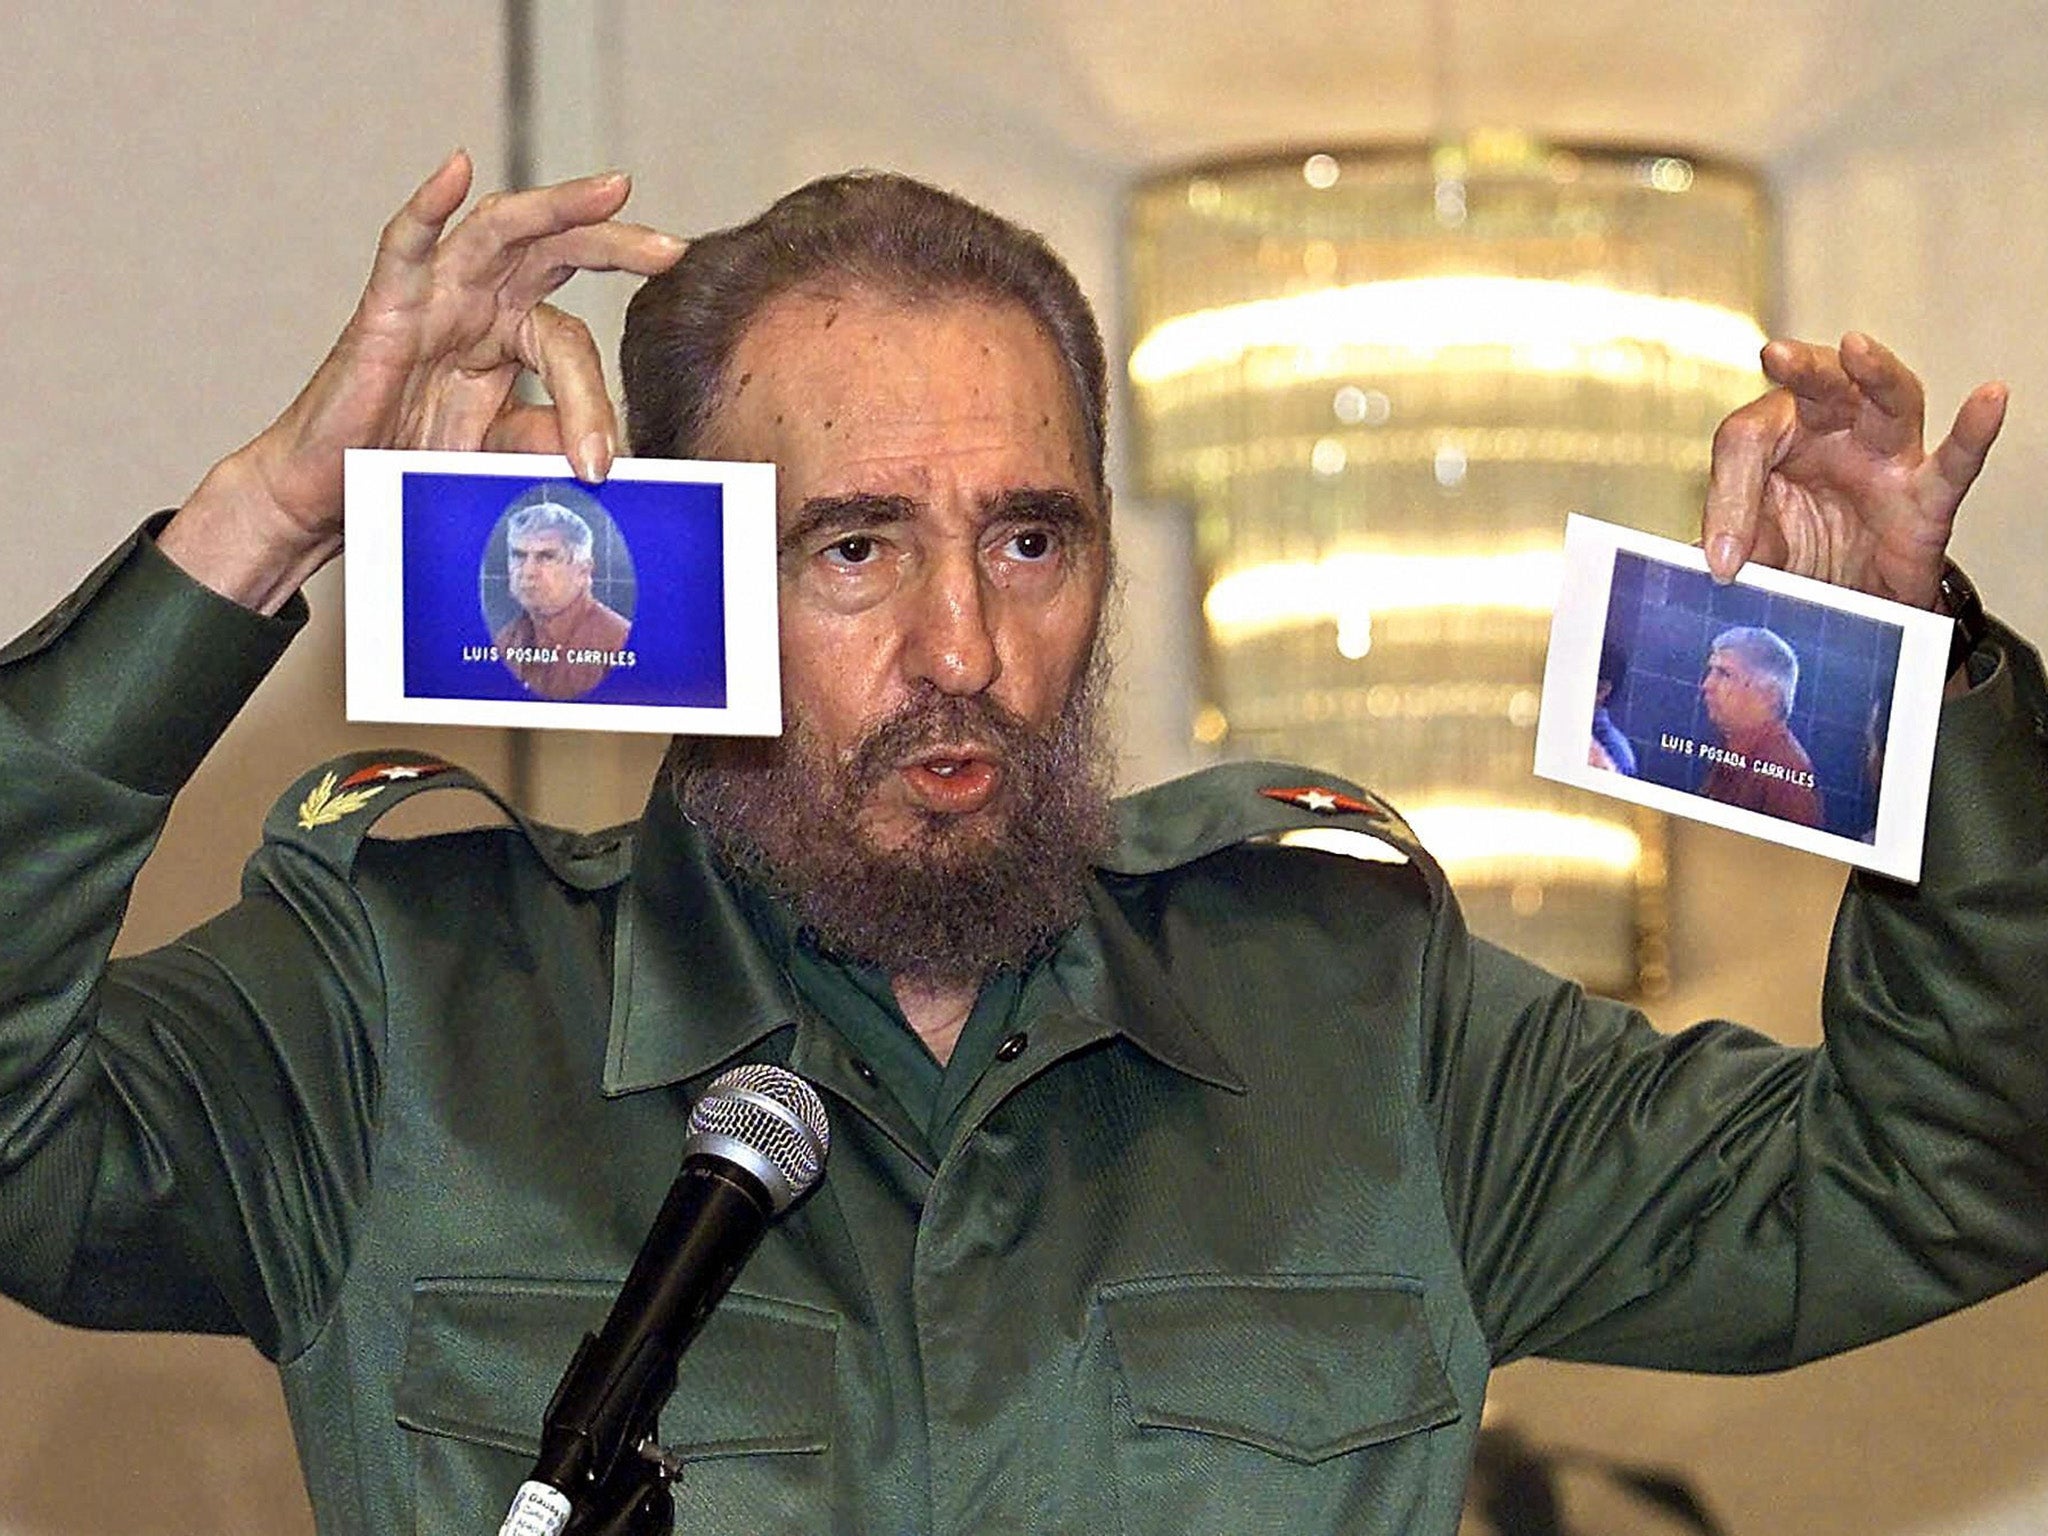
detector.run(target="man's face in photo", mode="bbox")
[1700,648,1777,736]
[669,284,1116,978]
[508,530,590,620]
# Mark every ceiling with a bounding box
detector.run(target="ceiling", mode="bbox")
[869,0,2041,174]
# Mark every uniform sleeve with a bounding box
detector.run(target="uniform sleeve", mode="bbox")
[0,525,383,1360]
[1426,623,2048,1370]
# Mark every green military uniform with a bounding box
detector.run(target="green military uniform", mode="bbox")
[4,525,2048,1536]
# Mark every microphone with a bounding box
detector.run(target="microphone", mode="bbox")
[498,1064,831,1536]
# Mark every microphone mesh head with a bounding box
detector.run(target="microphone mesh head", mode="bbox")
[687,1064,830,1211]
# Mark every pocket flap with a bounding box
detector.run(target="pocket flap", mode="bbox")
[1100,1274,1458,1464]
[395,1276,836,1460]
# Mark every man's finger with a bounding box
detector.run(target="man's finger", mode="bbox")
[1701,391,1792,580]
[501,222,688,312]
[1838,331,1926,458]
[366,150,473,290]
[1761,339,1859,436]
[1926,381,2009,504]
[440,171,636,283]
[482,402,568,458]
[521,303,619,482]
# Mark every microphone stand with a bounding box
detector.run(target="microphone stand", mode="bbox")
[535,1328,679,1536]
[516,1161,775,1536]
[559,1454,674,1536]
[500,1065,830,1536]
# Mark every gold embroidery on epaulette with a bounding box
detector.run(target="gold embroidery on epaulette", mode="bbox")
[293,761,452,831]
[296,772,385,830]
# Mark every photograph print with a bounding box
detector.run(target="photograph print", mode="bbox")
[1534,514,1953,881]
[344,449,781,736]
[1596,548,1899,843]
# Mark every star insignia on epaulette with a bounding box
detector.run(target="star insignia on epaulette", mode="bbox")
[339,761,449,790]
[1260,785,1384,818]
[296,762,451,830]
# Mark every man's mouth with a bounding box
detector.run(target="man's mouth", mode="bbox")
[898,749,1002,814]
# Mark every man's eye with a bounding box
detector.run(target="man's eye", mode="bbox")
[823,534,878,566]
[1007,528,1057,561]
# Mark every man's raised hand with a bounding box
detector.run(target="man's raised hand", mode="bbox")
[162,151,685,613]
[1700,332,2007,611]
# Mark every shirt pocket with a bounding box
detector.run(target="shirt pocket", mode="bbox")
[394,1276,836,1535]
[1099,1273,1461,1536]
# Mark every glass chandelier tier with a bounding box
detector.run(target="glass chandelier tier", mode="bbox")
[1126,135,1773,993]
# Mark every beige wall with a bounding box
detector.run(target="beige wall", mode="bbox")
[2,6,2045,1535]
[1489,826,2048,1536]
[1776,20,2048,648]
[1475,34,2048,1536]
[0,7,508,1533]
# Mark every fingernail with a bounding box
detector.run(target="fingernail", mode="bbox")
[654,232,687,255]
[577,431,611,482]
[1708,534,1742,578]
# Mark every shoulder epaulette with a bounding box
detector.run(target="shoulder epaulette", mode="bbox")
[1103,760,1442,893]
[261,748,632,891]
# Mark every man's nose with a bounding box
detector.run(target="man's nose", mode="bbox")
[904,550,1000,696]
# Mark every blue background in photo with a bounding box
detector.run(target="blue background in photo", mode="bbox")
[399,471,730,707]
[1598,551,1902,842]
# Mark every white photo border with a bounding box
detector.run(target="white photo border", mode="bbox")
[344,449,781,736]
[1533,513,1951,882]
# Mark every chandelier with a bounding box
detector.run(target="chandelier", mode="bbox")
[1126,134,1772,993]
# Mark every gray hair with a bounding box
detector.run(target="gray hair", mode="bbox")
[1711,625,1799,716]
[620,172,1108,494]
[507,501,595,564]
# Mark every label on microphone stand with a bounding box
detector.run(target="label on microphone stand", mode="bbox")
[497,1480,573,1536]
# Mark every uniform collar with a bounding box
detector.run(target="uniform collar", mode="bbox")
[603,782,799,1095]
[1046,881,1245,1093]
[604,781,1247,1098]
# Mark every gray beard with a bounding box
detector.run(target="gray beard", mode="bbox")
[665,654,1115,986]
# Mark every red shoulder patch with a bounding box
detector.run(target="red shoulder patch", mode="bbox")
[338,761,453,790]
[1259,785,1384,817]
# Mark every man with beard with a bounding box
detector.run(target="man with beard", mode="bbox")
[0,156,2045,1536]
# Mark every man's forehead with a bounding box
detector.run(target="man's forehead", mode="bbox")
[710,285,1100,516]
[740,278,1013,348]
[725,287,1083,425]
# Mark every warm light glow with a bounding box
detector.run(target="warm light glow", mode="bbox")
[1303,153,1341,190]
[1332,384,1390,425]
[1276,827,1413,864]
[1280,803,1642,880]
[1205,548,1564,641]
[1128,144,1764,990]
[1128,276,1768,387]
[1407,803,1643,880]
[1640,155,1696,193]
